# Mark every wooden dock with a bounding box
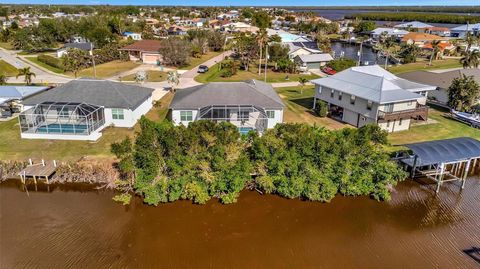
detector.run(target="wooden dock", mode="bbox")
[19,160,57,184]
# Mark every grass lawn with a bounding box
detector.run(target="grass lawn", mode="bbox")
[275,86,349,130]
[0,60,18,76]
[196,63,320,83]
[388,105,480,147]
[0,42,14,50]
[389,58,462,74]
[0,94,172,161]
[180,51,223,70]
[121,70,167,82]
[72,60,140,79]
[24,56,64,74]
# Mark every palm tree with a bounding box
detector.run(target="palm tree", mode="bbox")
[465,32,477,52]
[16,67,36,85]
[382,37,395,69]
[256,29,268,75]
[167,71,180,92]
[298,77,308,95]
[461,49,480,69]
[429,40,442,66]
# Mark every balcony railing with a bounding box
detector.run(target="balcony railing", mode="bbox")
[378,105,428,121]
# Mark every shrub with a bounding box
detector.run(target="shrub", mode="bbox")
[326,57,356,72]
[38,54,64,69]
[315,100,328,117]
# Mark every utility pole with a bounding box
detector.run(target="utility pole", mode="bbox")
[90,42,97,79]
[357,41,363,66]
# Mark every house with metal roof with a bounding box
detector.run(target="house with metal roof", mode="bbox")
[450,23,480,38]
[294,53,334,71]
[311,65,436,132]
[19,78,154,141]
[169,80,284,134]
[370,28,409,40]
[394,21,434,32]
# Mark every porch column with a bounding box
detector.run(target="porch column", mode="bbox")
[313,97,317,109]
[462,159,471,189]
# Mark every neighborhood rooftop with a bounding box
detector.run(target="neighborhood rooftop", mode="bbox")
[119,39,163,52]
[311,65,436,104]
[170,80,285,109]
[0,85,49,105]
[23,78,154,109]
[398,69,480,89]
[394,21,434,29]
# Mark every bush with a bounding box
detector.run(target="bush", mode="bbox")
[38,54,64,69]
[327,57,356,72]
[315,100,328,117]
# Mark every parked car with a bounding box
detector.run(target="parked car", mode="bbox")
[322,67,336,75]
[198,65,209,73]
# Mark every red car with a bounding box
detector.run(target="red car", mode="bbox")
[322,67,337,75]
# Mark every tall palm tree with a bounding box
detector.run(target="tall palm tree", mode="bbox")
[429,40,442,66]
[16,67,36,85]
[256,29,268,75]
[465,32,477,52]
[298,77,308,95]
[461,49,480,69]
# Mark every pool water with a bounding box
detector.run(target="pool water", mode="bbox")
[238,127,254,135]
[36,123,88,134]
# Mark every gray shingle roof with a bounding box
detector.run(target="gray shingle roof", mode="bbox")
[311,65,436,104]
[398,69,480,90]
[170,80,285,110]
[23,79,154,109]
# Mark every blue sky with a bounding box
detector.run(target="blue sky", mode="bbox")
[3,0,480,6]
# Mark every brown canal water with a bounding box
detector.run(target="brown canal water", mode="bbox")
[1,178,479,269]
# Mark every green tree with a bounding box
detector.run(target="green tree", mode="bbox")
[252,11,271,29]
[256,29,268,75]
[159,37,192,67]
[315,31,331,53]
[461,49,480,69]
[354,21,376,34]
[167,71,180,92]
[399,44,420,64]
[326,57,356,72]
[447,74,480,112]
[16,67,36,85]
[299,77,308,94]
[0,73,7,85]
[61,48,89,78]
[428,40,442,66]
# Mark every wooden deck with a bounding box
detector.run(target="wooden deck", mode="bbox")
[19,162,57,184]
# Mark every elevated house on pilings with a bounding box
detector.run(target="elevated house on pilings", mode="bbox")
[399,137,480,193]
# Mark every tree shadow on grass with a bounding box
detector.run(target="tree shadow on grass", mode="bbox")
[290,97,315,110]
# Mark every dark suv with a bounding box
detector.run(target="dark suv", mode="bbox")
[197,65,209,73]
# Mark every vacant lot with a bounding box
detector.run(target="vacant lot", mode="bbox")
[122,70,167,82]
[196,63,320,83]
[73,61,140,79]
[389,58,462,74]
[0,60,18,76]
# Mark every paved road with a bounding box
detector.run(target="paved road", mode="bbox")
[0,48,72,84]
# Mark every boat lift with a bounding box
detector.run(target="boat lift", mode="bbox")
[399,137,480,193]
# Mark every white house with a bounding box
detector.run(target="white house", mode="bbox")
[294,53,333,71]
[286,42,322,60]
[169,80,285,134]
[123,32,142,40]
[311,65,436,132]
[450,23,480,38]
[19,79,154,141]
[370,28,409,40]
[394,21,434,33]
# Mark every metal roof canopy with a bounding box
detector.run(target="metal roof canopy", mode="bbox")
[404,137,480,167]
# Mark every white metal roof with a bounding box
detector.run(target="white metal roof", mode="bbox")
[310,65,436,104]
[296,53,333,63]
[394,21,434,29]
[371,27,409,36]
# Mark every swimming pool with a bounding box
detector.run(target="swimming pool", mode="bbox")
[36,123,89,134]
[238,127,254,135]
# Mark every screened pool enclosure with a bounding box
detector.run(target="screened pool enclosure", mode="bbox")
[197,105,269,133]
[19,102,105,136]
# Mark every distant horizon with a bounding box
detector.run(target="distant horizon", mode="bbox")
[1,1,479,7]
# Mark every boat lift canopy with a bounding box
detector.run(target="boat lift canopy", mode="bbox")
[402,137,480,167]
[400,137,480,193]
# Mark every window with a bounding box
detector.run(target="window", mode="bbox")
[330,89,335,98]
[180,111,193,122]
[266,110,275,119]
[387,120,390,127]
[112,108,124,120]
[367,100,373,110]
[239,111,249,120]
[350,95,356,105]
[384,103,394,113]
[56,108,69,119]
[318,87,322,94]
[338,92,343,101]
[399,118,403,126]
